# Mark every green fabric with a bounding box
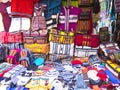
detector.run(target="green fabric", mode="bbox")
[62,0,78,7]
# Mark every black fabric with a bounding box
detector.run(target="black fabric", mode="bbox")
[27,64,38,71]
[93,0,100,14]
[0,44,8,63]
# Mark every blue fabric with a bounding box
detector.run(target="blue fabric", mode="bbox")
[19,57,30,65]
[6,86,29,90]
[33,57,44,66]
[25,49,35,64]
[74,74,88,90]
[105,70,120,84]
[40,0,62,19]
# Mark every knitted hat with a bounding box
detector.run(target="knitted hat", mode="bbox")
[72,59,82,65]
[97,70,108,81]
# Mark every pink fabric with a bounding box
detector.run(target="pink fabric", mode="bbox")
[6,56,19,65]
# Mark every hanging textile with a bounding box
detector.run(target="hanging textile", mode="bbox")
[0,13,4,32]
[40,0,62,19]
[10,0,39,17]
[0,1,11,32]
[57,6,81,32]
[9,17,30,32]
[115,0,120,12]
[93,0,100,14]
[62,0,79,7]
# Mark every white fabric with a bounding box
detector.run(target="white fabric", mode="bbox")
[49,42,74,56]
[17,76,31,86]
[6,6,11,14]
[87,70,100,81]
[0,13,5,32]
[9,17,30,32]
[74,46,98,57]
[0,85,8,90]
[51,80,63,90]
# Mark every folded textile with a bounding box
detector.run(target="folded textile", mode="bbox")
[105,70,120,85]
[88,55,102,65]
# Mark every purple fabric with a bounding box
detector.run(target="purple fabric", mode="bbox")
[115,0,120,12]
[0,1,11,32]
[57,6,81,32]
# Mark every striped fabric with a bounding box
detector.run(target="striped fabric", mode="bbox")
[46,14,59,29]
[99,43,119,56]
[88,55,101,65]
[49,42,74,56]
[74,46,98,57]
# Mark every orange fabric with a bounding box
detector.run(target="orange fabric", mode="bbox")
[92,85,100,90]
[81,66,88,73]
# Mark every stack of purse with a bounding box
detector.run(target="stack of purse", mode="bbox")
[74,46,98,57]
[23,31,49,54]
[105,60,120,79]
[49,29,74,60]
[98,43,120,62]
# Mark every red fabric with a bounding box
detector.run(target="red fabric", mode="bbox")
[97,70,108,81]
[11,0,39,17]
[0,32,23,43]
[72,59,82,65]
[74,34,99,48]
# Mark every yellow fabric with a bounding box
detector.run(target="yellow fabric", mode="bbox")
[0,13,4,32]
[26,78,52,90]
[49,29,74,44]
[110,63,118,68]
[39,80,52,90]
[33,70,44,76]
[60,31,65,43]
[107,60,113,64]
[107,60,120,72]
[116,68,120,72]
[24,43,50,54]
[25,79,40,89]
